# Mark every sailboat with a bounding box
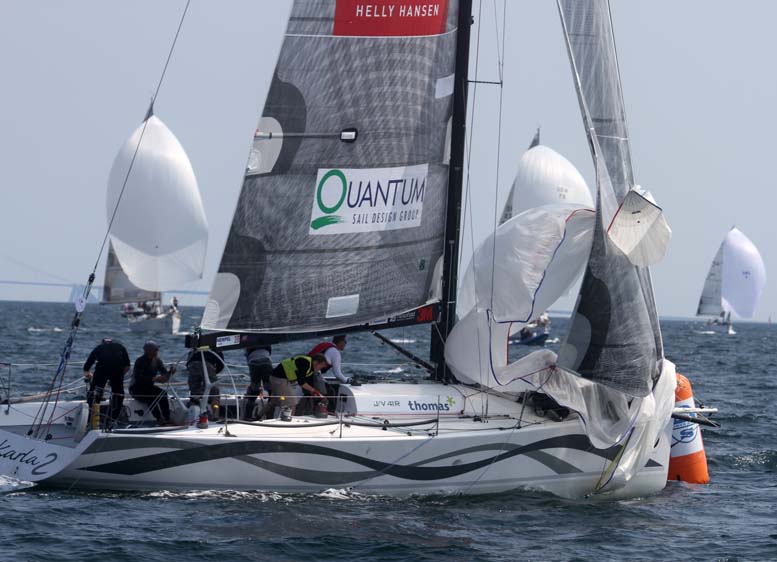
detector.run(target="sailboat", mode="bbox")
[696,227,767,334]
[0,0,680,499]
[103,106,208,335]
[102,242,180,334]
[495,129,593,346]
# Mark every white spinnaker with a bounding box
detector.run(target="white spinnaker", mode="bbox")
[505,145,593,220]
[721,227,766,318]
[457,204,595,321]
[106,114,208,291]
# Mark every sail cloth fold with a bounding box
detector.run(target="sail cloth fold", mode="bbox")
[106,114,208,292]
[204,2,459,332]
[607,186,671,267]
[457,204,595,322]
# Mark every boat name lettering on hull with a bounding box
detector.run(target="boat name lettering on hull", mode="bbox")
[0,439,59,475]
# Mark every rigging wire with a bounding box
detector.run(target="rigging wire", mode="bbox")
[29,0,193,440]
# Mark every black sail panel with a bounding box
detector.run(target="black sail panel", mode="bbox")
[203,1,458,333]
[101,242,159,304]
[558,0,662,396]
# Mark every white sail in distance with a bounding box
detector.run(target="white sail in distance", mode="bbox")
[697,227,766,319]
[106,113,208,292]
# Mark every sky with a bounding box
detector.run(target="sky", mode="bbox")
[0,1,775,321]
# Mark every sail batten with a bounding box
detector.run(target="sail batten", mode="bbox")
[204,0,459,333]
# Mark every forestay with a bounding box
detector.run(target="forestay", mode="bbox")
[204,0,458,333]
[106,113,208,292]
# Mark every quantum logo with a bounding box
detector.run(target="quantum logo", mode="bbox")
[309,164,428,235]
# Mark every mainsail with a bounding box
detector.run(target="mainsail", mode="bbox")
[203,1,459,333]
[697,227,766,319]
[101,242,159,304]
[557,0,665,397]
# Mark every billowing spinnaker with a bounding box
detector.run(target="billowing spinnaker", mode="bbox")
[204,1,458,332]
[721,227,766,318]
[457,204,594,321]
[502,145,592,223]
[106,115,208,291]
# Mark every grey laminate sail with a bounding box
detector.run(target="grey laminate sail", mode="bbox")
[696,243,724,316]
[557,0,662,397]
[101,242,159,304]
[203,0,458,333]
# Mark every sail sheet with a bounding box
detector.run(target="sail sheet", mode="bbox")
[696,242,724,316]
[721,227,767,318]
[203,0,459,332]
[557,0,664,397]
[101,242,159,304]
[107,113,208,292]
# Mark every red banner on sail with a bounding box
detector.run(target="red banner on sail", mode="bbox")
[334,1,448,37]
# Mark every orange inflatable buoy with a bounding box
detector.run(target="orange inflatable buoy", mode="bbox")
[668,373,710,484]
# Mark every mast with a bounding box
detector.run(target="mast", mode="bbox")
[430,0,473,382]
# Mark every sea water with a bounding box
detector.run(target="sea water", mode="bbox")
[0,301,774,562]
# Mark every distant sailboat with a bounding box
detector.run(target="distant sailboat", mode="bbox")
[102,108,209,334]
[696,227,767,334]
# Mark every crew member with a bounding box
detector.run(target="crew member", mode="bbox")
[83,337,130,429]
[186,348,224,419]
[308,335,350,384]
[244,345,272,421]
[130,341,175,426]
[262,353,329,420]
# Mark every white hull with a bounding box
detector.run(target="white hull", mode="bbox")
[0,385,671,500]
[127,311,181,334]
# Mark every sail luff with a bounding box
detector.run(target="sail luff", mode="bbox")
[431,0,473,382]
[696,242,724,316]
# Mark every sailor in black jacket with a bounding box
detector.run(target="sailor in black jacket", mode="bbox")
[83,337,130,428]
[130,341,175,425]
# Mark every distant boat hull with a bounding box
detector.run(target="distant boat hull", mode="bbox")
[127,310,181,334]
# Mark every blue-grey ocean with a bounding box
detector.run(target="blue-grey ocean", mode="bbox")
[0,301,774,562]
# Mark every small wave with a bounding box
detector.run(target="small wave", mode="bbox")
[546,337,560,344]
[145,489,291,502]
[0,475,34,493]
[695,330,716,335]
[390,338,416,344]
[712,450,777,472]
[373,367,404,374]
[316,487,364,500]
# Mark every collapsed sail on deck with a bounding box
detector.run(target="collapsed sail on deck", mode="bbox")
[101,242,159,304]
[697,227,766,319]
[557,0,665,397]
[203,1,458,333]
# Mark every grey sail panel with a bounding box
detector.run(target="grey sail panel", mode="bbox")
[557,0,661,397]
[696,242,724,316]
[204,0,458,333]
[101,242,160,304]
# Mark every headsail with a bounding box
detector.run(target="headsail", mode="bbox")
[556,0,667,397]
[696,242,724,316]
[101,242,159,304]
[106,112,208,292]
[204,1,458,333]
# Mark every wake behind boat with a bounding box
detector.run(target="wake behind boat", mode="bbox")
[0,0,712,500]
